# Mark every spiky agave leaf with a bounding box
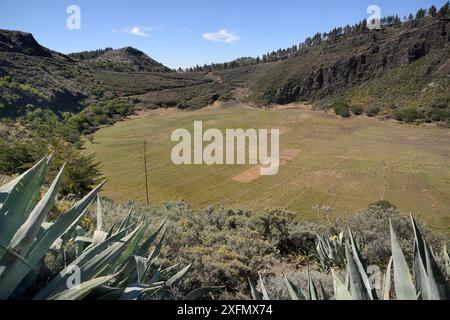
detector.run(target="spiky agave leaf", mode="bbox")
[283,274,307,300]
[348,229,377,300]
[318,281,329,300]
[248,278,262,300]
[307,270,319,300]
[344,243,370,300]
[444,245,450,278]
[166,264,191,288]
[0,156,51,257]
[382,257,393,300]
[258,274,270,300]
[49,274,116,300]
[331,269,352,300]
[33,226,133,299]
[0,177,106,299]
[389,220,416,300]
[118,283,149,300]
[9,164,65,255]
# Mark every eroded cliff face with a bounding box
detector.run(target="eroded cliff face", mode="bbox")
[0,29,54,58]
[263,18,450,104]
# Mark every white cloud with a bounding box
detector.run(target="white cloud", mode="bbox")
[120,26,153,37]
[202,29,239,44]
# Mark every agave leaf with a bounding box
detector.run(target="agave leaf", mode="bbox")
[413,243,431,300]
[183,287,224,300]
[319,281,329,300]
[382,257,393,300]
[49,274,116,300]
[141,228,166,279]
[134,256,148,283]
[248,278,262,300]
[149,268,161,285]
[117,225,166,286]
[0,179,106,300]
[118,283,148,300]
[91,230,108,247]
[348,229,376,300]
[118,208,133,233]
[0,243,36,273]
[136,218,167,257]
[424,240,450,300]
[96,196,102,231]
[283,274,306,300]
[29,180,107,255]
[331,269,352,300]
[112,221,147,272]
[258,274,270,300]
[9,164,65,255]
[106,223,115,238]
[81,226,140,278]
[0,156,50,255]
[345,243,370,300]
[74,236,93,244]
[166,264,191,287]
[33,226,132,300]
[410,215,426,265]
[411,216,450,300]
[389,220,416,300]
[307,270,319,300]
[444,246,450,278]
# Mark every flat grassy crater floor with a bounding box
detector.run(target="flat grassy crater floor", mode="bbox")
[84,102,450,232]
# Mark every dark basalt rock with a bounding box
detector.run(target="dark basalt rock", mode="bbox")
[0,29,52,57]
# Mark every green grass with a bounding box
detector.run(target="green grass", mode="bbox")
[83,102,450,233]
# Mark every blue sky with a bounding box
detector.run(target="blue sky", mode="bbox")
[0,0,447,68]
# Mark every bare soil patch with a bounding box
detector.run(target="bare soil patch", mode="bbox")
[233,149,300,183]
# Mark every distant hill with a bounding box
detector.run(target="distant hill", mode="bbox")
[0,30,215,116]
[71,46,172,73]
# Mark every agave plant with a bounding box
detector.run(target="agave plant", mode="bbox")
[335,217,450,300]
[444,245,450,278]
[249,271,329,300]
[315,232,345,269]
[0,155,222,300]
[250,217,450,301]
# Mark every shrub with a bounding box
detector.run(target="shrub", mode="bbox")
[369,200,396,210]
[394,107,419,123]
[366,105,381,117]
[333,99,350,118]
[350,105,363,115]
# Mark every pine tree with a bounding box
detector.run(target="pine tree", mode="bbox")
[415,8,426,19]
[438,1,449,17]
[429,5,437,17]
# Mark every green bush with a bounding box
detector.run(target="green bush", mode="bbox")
[350,105,363,115]
[333,99,350,118]
[394,107,419,123]
[0,140,35,174]
[366,105,380,117]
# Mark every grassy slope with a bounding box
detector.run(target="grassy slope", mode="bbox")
[84,102,450,233]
